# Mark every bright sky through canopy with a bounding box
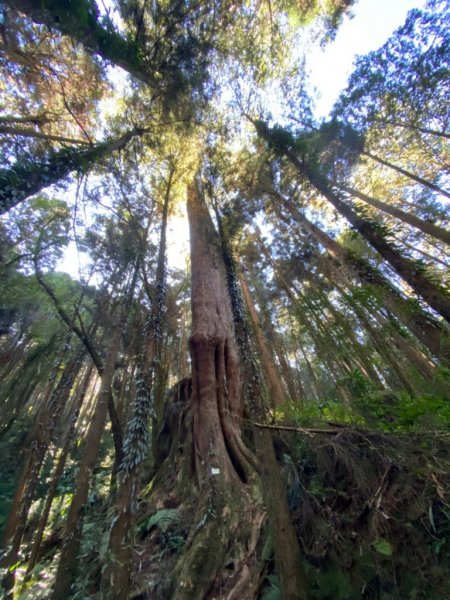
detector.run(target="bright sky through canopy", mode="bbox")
[59,0,427,276]
[307,0,426,119]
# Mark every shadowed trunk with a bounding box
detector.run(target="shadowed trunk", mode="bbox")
[4,0,155,87]
[240,270,288,407]
[51,330,122,600]
[255,123,450,322]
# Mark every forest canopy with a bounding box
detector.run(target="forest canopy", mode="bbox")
[0,0,449,599]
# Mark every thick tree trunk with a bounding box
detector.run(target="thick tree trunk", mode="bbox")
[334,181,450,245]
[187,184,254,486]
[0,128,143,214]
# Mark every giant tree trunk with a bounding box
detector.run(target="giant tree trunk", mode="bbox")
[167,184,256,600]
[186,184,254,487]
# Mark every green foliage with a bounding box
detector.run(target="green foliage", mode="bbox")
[373,539,393,557]
[357,391,450,432]
[261,574,281,600]
[287,398,365,427]
[314,565,353,599]
[142,508,180,533]
[285,426,450,600]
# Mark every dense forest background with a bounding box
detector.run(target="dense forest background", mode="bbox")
[0,0,449,598]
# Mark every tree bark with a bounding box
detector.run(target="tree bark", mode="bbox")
[240,270,288,407]
[22,364,94,584]
[255,123,450,322]
[217,205,309,600]
[361,149,450,200]
[0,350,83,597]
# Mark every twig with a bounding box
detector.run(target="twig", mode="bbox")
[250,421,339,435]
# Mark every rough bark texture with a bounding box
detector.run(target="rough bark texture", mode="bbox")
[187,183,253,487]
[167,184,256,600]
[218,210,309,600]
[100,179,171,600]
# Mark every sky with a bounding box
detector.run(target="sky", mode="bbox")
[307,0,426,119]
[59,0,427,276]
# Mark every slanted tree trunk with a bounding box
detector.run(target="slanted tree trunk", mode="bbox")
[360,149,450,200]
[333,181,450,245]
[167,184,257,600]
[307,169,450,323]
[239,270,288,407]
[22,364,94,585]
[4,0,156,87]
[0,127,144,214]
[51,331,123,600]
[272,191,450,361]
[255,123,450,322]
[0,349,83,598]
[217,205,309,600]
